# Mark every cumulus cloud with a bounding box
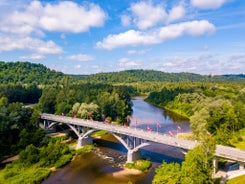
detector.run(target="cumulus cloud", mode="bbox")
[68,54,94,61]
[160,54,245,74]
[167,5,186,23]
[129,1,186,29]
[96,20,215,50]
[1,1,106,35]
[130,1,167,30]
[191,0,226,9]
[0,1,106,54]
[0,1,43,36]
[39,2,106,33]
[0,36,62,54]
[118,58,141,70]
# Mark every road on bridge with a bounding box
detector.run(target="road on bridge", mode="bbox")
[40,113,245,164]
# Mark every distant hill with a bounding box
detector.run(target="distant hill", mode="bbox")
[71,70,206,83]
[71,69,245,83]
[0,62,244,85]
[0,61,64,85]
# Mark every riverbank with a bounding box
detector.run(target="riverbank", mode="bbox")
[144,97,190,121]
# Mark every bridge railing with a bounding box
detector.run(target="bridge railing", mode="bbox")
[40,113,245,164]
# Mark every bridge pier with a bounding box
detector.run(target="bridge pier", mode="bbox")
[213,157,218,174]
[76,136,93,149]
[127,150,141,163]
[239,162,245,170]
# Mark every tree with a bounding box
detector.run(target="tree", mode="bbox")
[19,144,40,166]
[181,136,215,184]
[38,88,57,113]
[152,162,181,184]
[152,136,215,184]
[77,102,99,119]
[190,108,209,139]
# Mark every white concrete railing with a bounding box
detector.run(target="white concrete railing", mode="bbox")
[40,113,245,164]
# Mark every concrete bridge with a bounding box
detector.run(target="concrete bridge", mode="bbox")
[40,113,245,172]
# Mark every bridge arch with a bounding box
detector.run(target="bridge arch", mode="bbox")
[48,121,59,129]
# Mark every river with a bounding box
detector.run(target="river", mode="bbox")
[43,97,191,184]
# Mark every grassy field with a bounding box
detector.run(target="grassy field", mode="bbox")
[227,174,245,184]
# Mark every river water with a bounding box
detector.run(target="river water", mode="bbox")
[43,97,191,184]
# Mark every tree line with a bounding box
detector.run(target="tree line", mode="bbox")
[1,61,245,183]
[38,80,133,124]
[146,82,245,144]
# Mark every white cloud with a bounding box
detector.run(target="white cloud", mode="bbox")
[130,1,167,30]
[0,1,106,55]
[96,20,215,50]
[121,15,131,26]
[118,58,141,70]
[0,36,62,54]
[96,30,158,50]
[68,54,94,61]
[160,54,245,74]
[0,1,43,36]
[129,2,186,29]
[39,2,106,33]
[0,1,106,35]
[127,49,149,55]
[191,0,226,9]
[167,5,186,23]
[75,65,82,69]
[20,54,45,60]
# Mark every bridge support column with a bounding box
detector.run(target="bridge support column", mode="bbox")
[76,136,93,149]
[213,157,218,174]
[127,150,141,163]
[239,162,245,170]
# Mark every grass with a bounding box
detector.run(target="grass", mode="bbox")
[0,137,94,184]
[125,159,152,172]
[75,145,94,155]
[0,163,51,184]
[226,174,245,184]
[92,130,108,137]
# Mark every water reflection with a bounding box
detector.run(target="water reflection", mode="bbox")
[130,96,191,134]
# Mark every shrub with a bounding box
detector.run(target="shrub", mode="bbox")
[54,154,72,168]
[125,159,152,172]
[75,145,94,155]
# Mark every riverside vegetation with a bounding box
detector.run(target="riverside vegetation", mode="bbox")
[0,61,244,183]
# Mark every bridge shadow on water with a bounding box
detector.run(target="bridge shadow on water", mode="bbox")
[93,138,183,164]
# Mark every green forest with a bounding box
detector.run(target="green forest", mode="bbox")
[0,61,245,183]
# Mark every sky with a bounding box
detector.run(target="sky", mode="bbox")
[0,0,244,75]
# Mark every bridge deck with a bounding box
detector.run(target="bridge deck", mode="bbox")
[40,113,245,163]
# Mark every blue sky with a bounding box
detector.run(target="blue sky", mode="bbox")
[0,0,244,75]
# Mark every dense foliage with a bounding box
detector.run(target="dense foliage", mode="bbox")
[0,137,94,184]
[72,69,245,83]
[146,82,245,144]
[153,137,215,184]
[0,61,64,85]
[0,97,46,160]
[38,82,133,123]
[0,84,41,104]
[1,61,244,183]
[0,139,67,183]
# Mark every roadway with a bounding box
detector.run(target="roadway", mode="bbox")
[40,113,245,164]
